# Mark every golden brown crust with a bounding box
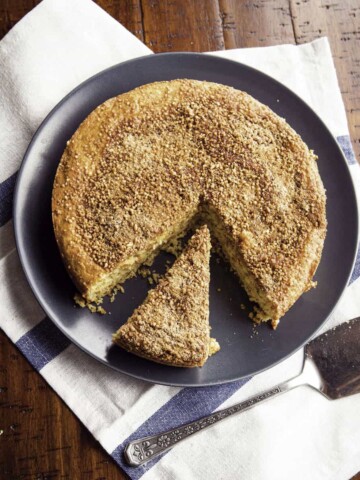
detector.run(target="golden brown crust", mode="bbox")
[112,225,212,367]
[52,79,327,324]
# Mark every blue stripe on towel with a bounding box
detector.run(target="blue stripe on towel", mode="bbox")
[111,377,249,479]
[337,135,356,165]
[0,172,18,227]
[349,244,360,284]
[16,317,71,371]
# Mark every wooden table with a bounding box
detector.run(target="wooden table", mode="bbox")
[0,1,359,479]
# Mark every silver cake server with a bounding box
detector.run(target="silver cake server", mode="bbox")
[125,317,360,466]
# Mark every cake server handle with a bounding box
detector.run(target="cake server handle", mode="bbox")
[124,372,306,467]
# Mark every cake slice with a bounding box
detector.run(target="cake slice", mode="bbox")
[112,225,219,367]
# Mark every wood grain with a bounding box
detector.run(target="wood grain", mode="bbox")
[139,0,224,52]
[0,1,359,479]
[290,0,360,164]
[218,0,295,48]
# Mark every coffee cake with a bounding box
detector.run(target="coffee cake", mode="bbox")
[52,79,327,327]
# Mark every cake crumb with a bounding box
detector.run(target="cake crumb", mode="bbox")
[109,284,125,303]
[74,293,86,308]
[209,338,220,356]
[74,292,106,314]
[138,267,151,278]
[163,237,183,257]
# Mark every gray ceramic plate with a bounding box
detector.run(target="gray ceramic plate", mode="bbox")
[14,53,358,386]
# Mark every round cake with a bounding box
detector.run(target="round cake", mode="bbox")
[52,79,327,327]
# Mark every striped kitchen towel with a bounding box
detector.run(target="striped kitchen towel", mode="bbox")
[1,1,359,479]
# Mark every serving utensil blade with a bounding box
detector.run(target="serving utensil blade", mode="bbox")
[305,316,360,399]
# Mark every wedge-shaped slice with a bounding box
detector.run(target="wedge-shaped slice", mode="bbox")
[112,225,219,367]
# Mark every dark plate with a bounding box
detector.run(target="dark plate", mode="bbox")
[13,53,359,386]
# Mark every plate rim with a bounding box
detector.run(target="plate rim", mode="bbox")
[13,51,359,386]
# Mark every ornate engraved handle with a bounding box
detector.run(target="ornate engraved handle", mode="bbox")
[124,383,290,466]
